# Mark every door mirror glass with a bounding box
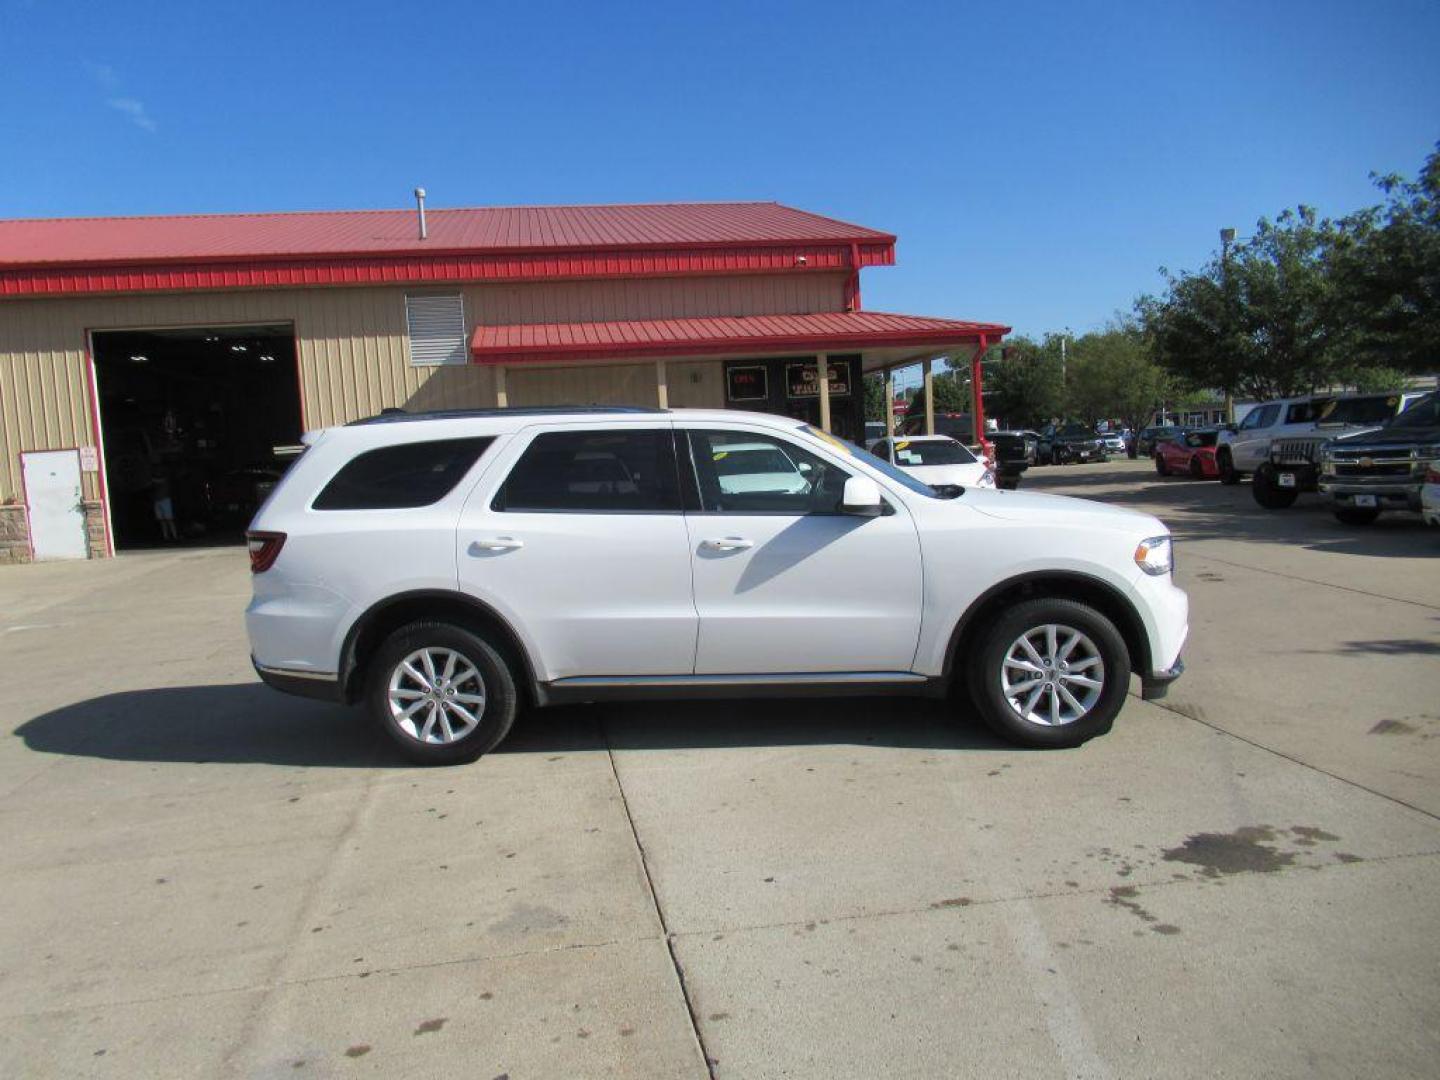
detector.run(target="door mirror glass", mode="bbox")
[839,476,884,517]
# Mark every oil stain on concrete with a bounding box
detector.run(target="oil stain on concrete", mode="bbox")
[1161,825,1297,877]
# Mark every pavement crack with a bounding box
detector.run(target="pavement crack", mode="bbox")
[1144,692,1440,823]
[603,714,717,1080]
[1184,552,1440,612]
[665,847,1440,944]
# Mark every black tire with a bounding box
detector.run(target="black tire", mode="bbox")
[1154,453,1169,476]
[1251,464,1299,509]
[1188,456,1205,479]
[966,598,1131,749]
[1217,448,1240,485]
[1334,506,1381,526]
[367,621,519,765]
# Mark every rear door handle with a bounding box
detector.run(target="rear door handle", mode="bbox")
[470,536,524,553]
[700,536,754,552]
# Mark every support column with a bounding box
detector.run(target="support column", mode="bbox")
[884,369,896,437]
[970,335,989,441]
[922,357,935,435]
[655,359,669,409]
[493,364,508,408]
[817,353,831,432]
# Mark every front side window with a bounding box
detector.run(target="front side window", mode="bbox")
[687,430,852,514]
[313,437,494,510]
[494,429,679,513]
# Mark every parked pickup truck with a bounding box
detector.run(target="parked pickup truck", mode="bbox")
[1252,391,1440,524]
[989,430,1036,489]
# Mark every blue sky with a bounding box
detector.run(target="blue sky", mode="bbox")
[2,0,1437,341]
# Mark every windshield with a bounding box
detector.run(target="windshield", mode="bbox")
[1059,423,1092,437]
[1319,396,1401,426]
[1384,392,1439,431]
[1184,431,1218,448]
[884,439,977,466]
[800,424,945,500]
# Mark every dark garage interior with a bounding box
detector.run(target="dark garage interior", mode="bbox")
[93,324,303,549]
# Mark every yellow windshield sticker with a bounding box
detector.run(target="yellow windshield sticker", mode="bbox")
[712,451,728,460]
[895,440,910,451]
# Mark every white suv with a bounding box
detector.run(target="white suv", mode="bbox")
[246,407,1188,764]
[1218,391,1430,483]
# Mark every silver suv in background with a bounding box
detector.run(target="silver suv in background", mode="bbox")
[1220,390,1429,485]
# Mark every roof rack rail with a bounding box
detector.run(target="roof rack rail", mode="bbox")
[347,405,669,426]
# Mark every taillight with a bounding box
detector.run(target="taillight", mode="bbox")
[1426,465,1440,484]
[246,531,286,573]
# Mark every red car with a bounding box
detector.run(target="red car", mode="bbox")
[1154,429,1220,479]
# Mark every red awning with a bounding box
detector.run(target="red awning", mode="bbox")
[470,311,1009,365]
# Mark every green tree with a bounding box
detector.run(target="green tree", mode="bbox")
[984,335,1065,428]
[863,372,888,422]
[930,366,971,412]
[1328,144,1440,373]
[1140,206,1344,401]
[1065,322,1173,433]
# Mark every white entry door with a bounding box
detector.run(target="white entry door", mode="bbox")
[22,450,88,560]
[679,425,924,674]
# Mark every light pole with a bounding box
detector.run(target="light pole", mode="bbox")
[1220,227,1237,424]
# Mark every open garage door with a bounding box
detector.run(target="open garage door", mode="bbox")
[92,324,303,550]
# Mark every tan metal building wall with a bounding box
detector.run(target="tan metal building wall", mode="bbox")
[0,272,846,503]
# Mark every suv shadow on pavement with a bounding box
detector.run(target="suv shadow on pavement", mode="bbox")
[15,684,1014,768]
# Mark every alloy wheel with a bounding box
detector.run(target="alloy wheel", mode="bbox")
[999,624,1105,727]
[387,647,487,744]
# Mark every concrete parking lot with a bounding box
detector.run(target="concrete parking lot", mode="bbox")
[2,457,1438,1079]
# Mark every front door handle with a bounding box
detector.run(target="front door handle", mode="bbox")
[470,536,524,553]
[700,536,754,552]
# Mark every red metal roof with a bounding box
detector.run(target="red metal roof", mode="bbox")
[470,311,1009,365]
[0,202,892,267]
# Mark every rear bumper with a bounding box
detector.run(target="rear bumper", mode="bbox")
[253,658,344,703]
[1141,659,1184,701]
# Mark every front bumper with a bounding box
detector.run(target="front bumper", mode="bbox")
[1318,477,1423,511]
[1141,659,1184,701]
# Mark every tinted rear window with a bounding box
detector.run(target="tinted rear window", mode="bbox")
[494,430,679,512]
[313,437,493,510]
[1319,396,1399,426]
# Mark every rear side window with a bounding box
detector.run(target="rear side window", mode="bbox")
[313,437,493,510]
[494,430,680,512]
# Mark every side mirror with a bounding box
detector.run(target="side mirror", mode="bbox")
[839,476,885,517]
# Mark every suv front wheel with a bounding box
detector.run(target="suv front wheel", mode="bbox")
[1217,448,1240,485]
[367,622,519,764]
[967,598,1130,748]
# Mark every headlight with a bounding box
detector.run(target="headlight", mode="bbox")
[1134,535,1173,576]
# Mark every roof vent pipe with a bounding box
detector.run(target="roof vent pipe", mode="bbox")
[413,187,428,240]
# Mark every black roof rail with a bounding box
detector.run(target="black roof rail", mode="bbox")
[347,405,670,426]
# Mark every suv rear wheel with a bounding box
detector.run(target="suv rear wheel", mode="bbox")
[367,621,518,764]
[966,598,1130,748]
